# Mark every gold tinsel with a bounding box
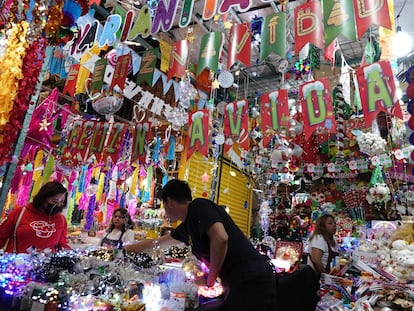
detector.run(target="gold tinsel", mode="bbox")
[0,21,28,127]
[44,0,64,39]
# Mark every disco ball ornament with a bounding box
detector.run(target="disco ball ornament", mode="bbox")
[218,71,234,88]
[91,85,124,115]
[179,79,198,109]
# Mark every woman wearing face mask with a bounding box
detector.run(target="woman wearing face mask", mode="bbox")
[0,181,71,253]
[100,208,135,250]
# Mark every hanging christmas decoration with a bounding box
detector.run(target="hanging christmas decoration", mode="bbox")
[0,31,47,164]
[333,84,345,165]
[354,130,387,157]
[91,84,124,116]
[178,78,198,109]
[217,71,234,88]
[292,59,311,79]
[251,15,263,42]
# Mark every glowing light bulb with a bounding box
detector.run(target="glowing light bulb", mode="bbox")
[393,26,413,58]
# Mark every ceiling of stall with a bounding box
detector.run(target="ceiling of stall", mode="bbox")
[99,0,414,101]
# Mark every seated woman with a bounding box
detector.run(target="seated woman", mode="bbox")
[100,208,135,249]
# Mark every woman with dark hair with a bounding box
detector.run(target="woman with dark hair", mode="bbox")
[307,214,339,273]
[100,208,135,249]
[0,181,71,253]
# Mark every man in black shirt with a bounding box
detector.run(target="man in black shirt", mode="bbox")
[125,179,277,310]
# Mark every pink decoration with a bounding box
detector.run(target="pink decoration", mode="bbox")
[128,197,137,218]
[16,169,34,206]
[9,165,23,194]
[77,192,90,211]
[67,171,78,192]
[139,166,147,177]
[77,168,93,210]
[105,199,116,224]
[22,88,60,157]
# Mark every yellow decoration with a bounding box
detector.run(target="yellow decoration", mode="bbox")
[0,21,29,128]
[223,21,233,29]
[130,166,139,196]
[92,165,101,180]
[31,150,44,198]
[75,45,106,94]
[76,191,82,204]
[159,39,172,73]
[186,28,195,43]
[212,79,220,89]
[96,172,105,202]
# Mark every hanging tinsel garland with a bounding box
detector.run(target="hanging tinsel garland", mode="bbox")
[0,36,47,163]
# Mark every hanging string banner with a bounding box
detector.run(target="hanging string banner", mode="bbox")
[59,119,154,167]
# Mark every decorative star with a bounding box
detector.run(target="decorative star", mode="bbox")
[201,172,210,183]
[186,34,195,43]
[186,28,195,43]
[39,118,51,131]
[212,79,220,89]
[224,21,233,29]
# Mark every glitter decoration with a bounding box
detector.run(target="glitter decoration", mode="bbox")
[292,58,311,79]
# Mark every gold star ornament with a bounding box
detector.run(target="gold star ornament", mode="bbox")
[212,79,220,89]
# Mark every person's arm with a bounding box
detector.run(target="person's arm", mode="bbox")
[0,208,19,250]
[123,229,136,244]
[124,233,178,254]
[206,222,228,287]
[310,247,326,273]
[58,217,71,250]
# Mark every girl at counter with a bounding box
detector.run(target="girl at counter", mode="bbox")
[100,208,135,249]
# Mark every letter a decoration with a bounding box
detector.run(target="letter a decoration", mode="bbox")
[300,78,336,139]
[187,109,209,159]
[197,32,223,76]
[356,60,403,127]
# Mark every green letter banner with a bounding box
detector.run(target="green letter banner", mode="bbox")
[322,0,356,47]
[136,48,158,85]
[197,32,223,76]
[260,12,286,62]
[131,122,152,164]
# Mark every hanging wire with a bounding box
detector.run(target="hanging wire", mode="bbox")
[396,0,408,20]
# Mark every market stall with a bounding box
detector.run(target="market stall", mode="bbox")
[1,0,414,310]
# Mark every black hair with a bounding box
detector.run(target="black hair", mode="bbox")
[32,181,68,212]
[159,179,192,203]
[108,208,134,233]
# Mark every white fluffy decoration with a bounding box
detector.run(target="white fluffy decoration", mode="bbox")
[356,132,387,156]
[366,183,391,204]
